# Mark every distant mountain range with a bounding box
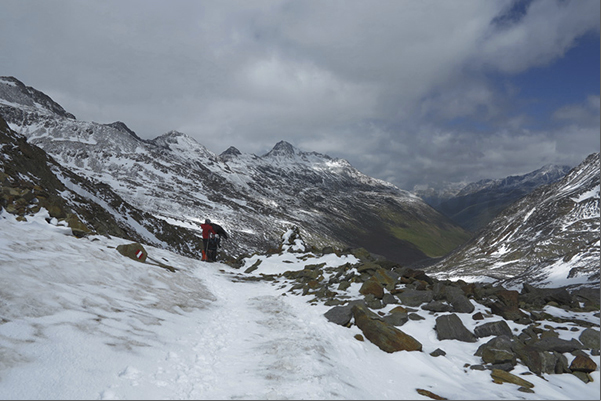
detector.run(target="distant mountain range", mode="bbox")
[413,164,572,232]
[0,76,469,265]
[425,152,600,289]
[2,75,598,288]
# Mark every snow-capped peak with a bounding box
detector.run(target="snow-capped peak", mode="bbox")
[151,130,216,159]
[0,75,76,120]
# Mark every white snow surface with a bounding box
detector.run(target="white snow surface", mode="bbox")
[0,209,599,400]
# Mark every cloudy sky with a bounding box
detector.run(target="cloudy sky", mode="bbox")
[1,0,599,190]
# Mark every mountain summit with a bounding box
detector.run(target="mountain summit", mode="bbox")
[263,140,298,158]
[0,76,75,120]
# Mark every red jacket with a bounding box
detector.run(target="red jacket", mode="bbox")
[200,223,216,239]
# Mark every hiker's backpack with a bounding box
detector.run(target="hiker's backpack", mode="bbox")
[206,234,219,262]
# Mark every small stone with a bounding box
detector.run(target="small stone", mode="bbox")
[415,389,447,400]
[572,371,593,383]
[430,348,446,357]
[569,354,598,373]
[490,369,534,388]
[472,312,484,320]
[408,313,425,321]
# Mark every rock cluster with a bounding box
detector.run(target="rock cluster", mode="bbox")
[227,236,600,391]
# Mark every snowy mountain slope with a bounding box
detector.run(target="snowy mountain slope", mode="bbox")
[0,76,470,263]
[414,164,571,232]
[426,152,600,288]
[0,115,203,258]
[0,209,599,400]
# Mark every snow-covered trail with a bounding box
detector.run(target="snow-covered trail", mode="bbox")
[147,270,357,400]
[0,211,364,400]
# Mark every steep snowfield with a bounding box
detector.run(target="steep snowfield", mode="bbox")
[0,209,599,400]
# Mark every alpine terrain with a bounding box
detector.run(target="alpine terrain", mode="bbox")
[425,152,600,289]
[0,75,469,264]
[413,164,572,232]
[0,76,599,400]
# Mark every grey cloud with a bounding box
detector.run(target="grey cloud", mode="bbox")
[0,0,598,190]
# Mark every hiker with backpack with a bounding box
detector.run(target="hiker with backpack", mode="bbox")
[200,219,216,261]
[200,219,229,262]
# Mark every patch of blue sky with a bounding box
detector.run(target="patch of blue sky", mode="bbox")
[509,31,600,126]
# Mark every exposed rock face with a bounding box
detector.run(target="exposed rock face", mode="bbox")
[570,354,598,373]
[306,244,599,388]
[579,328,600,350]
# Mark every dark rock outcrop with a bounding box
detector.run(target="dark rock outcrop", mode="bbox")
[352,304,422,353]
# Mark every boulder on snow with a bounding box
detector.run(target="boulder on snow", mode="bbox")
[445,286,475,313]
[569,354,598,373]
[474,320,513,338]
[372,268,398,291]
[530,337,584,353]
[579,328,600,350]
[422,300,453,312]
[352,304,422,353]
[435,314,477,342]
[382,306,409,327]
[489,290,529,321]
[324,300,365,326]
[490,369,534,389]
[359,278,384,299]
[396,289,433,307]
[116,242,148,263]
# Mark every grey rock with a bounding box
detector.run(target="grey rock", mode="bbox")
[487,362,514,372]
[382,293,398,306]
[383,312,409,327]
[422,300,453,312]
[579,328,600,350]
[324,300,365,326]
[435,314,477,342]
[474,320,513,338]
[475,335,514,357]
[482,348,517,366]
[530,337,584,353]
[352,304,422,353]
[445,286,475,313]
[396,289,433,307]
[430,348,446,357]
[408,313,425,321]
